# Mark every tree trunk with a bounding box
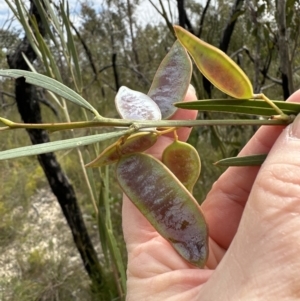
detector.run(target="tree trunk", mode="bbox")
[219,0,245,53]
[197,0,211,38]
[112,52,120,91]
[6,0,105,292]
[277,0,294,99]
[177,0,194,33]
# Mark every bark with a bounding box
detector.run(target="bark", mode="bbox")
[112,52,120,91]
[197,0,211,38]
[6,0,105,291]
[177,0,194,34]
[219,0,245,53]
[277,0,294,99]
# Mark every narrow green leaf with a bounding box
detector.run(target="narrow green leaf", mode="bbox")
[29,17,63,81]
[32,0,59,48]
[97,178,109,266]
[175,99,300,116]
[20,56,64,109]
[4,1,19,22]
[0,70,100,116]
[14,0,41,57]
[29,20,57,79]
[0,130,131,161]
[214,154,267,166]
[102,166,126,293]
[43,0,67,50]
[60,2,82,90]
[106,227,127,293]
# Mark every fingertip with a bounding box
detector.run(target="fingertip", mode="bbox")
[171,83,198,119]
[186,84,197,101]
[287,89,300,103]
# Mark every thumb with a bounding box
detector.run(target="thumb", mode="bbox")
[202,114,300,300]
[243,113,300,268]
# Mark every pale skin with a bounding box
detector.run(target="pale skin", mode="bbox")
[123,86,300,300]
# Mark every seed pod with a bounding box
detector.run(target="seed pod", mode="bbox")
[115,86,162,121]
[148,40,192,119]
[174,25,253,99]
[162,140,201,192]
[116,153,208,268]
[86,132,158,167]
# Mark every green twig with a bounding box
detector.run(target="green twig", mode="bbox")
[0,116,293,132]
[253,93,289,120]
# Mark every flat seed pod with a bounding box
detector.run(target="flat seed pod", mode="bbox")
[174,25,253,99]
[116,153,208,268]
[162,140,201,192]
[148,40,192,119]
[85,132,158,167]
[115,86,162,120]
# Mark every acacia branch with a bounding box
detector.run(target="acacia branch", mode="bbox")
[148,0,174,35]
[197,0,211,38]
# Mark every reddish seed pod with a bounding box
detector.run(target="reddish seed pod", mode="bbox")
[162,140,201,192]
[116,153,208,268]
[85,132,158,167]
[174,25,253,99]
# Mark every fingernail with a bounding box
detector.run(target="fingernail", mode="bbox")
[289,114,300,138]
[188,84,197,98]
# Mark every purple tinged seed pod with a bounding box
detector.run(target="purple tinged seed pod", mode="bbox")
[115,86,162,121]
[116,153,208,268]
[148,40,192,119]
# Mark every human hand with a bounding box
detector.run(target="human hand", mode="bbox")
[122,86,300,300]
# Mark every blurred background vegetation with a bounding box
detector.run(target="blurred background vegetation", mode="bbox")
[0,0,299,300]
